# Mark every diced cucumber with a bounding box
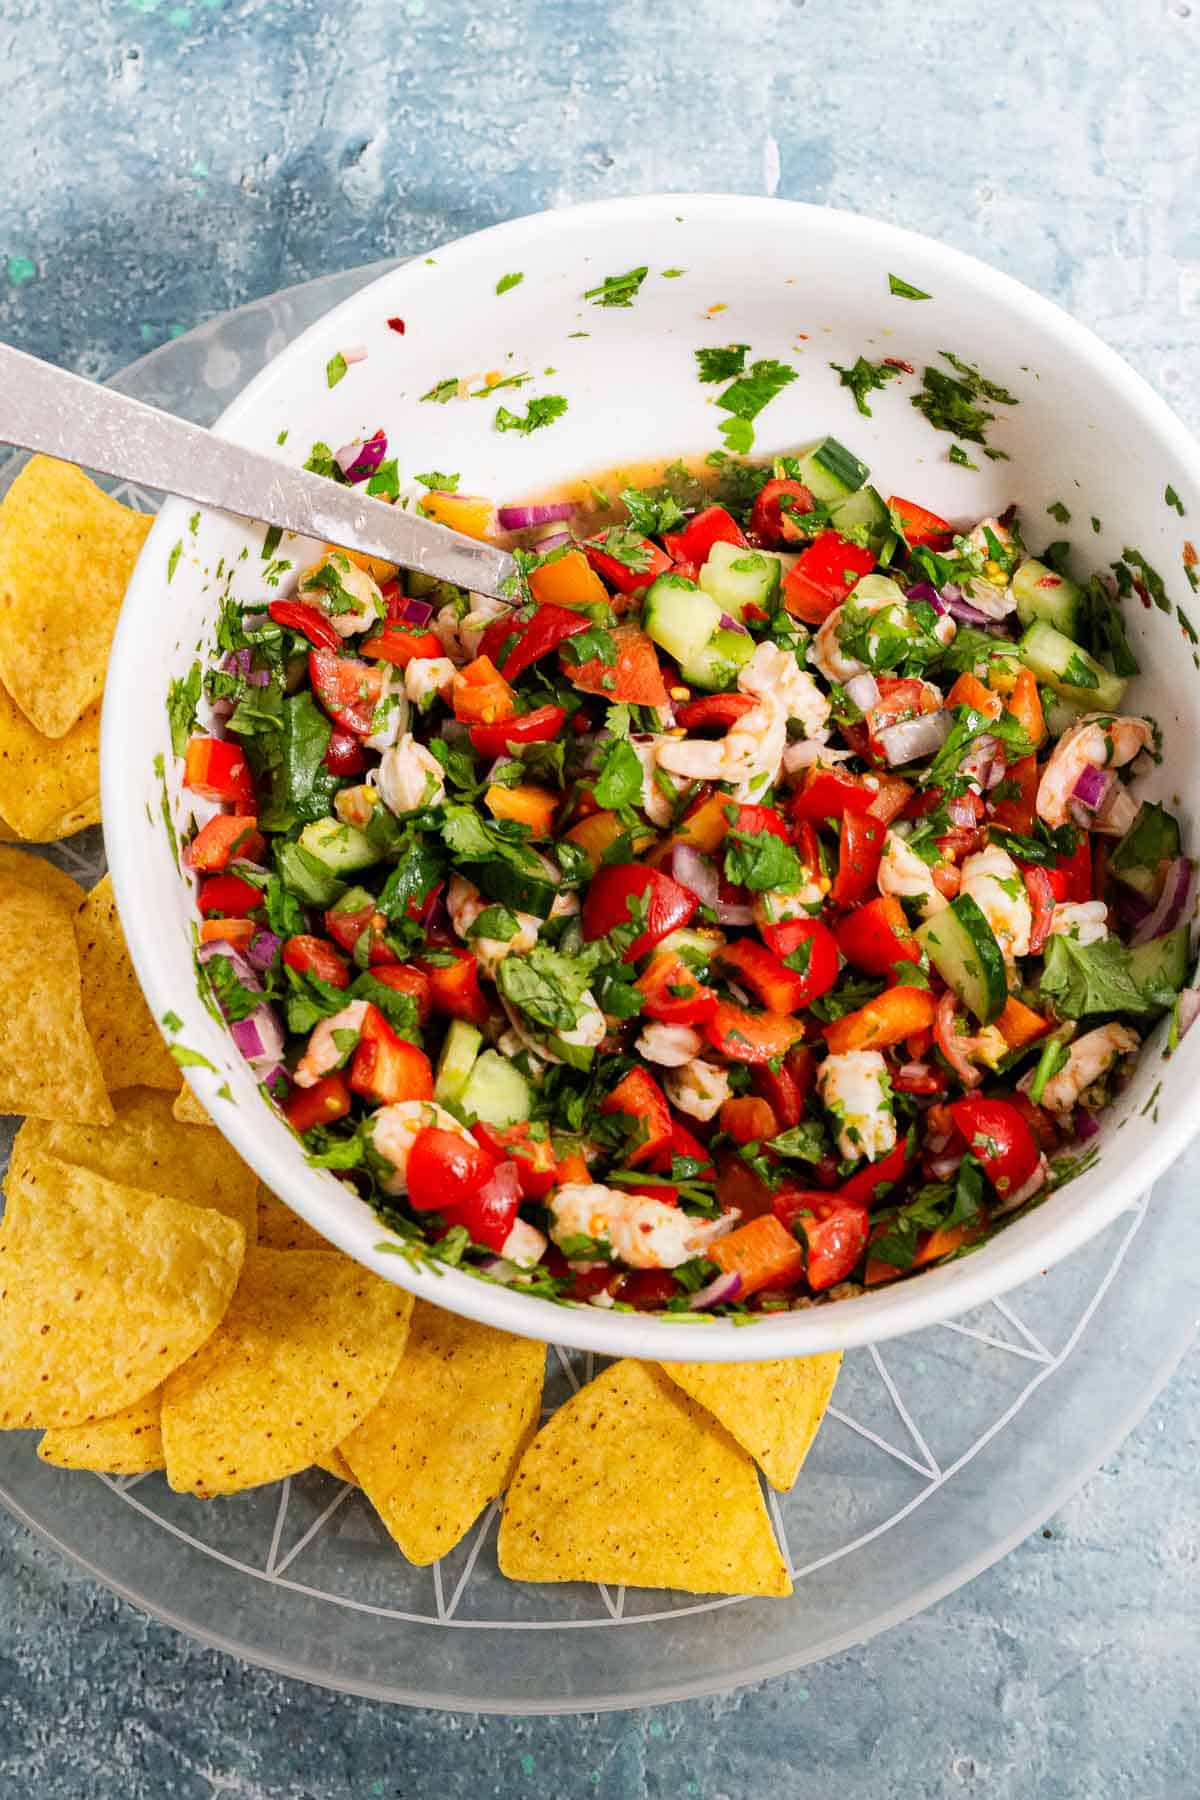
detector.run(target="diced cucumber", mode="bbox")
[463,859,558,920]
[1041,688,1093,740]
[698,542,781,618]
[297,817,380,874]
[1126,926,1191,996]
[681,627,756,692]
[1110,803,1182,900]
[459,1049,533,1126]
[657,926,726,974]
[846,573,906,608]
[916,893,1008,1025]
[1012,558,1086,641]
[1017,619,1127,712]
[644,574,722,667]
[791,436,869,507]
[275,841,345,907]
[434,1019,483,1105]
[830,484,890,554]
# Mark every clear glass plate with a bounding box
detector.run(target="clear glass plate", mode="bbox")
[1,268,1196,1715]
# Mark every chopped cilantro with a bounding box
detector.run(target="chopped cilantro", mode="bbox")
[495,271,524,295]
[695,344,750,384]
[1166,484,1185,516]
[948,444,979,469]
[494,394,568,436]
[829,355,899,418]
[261,523,283,560]
[366,458,401,500]
[620,484,686,536]
[167,540,182,582]
[414,470,460,492]
[166,660,202,756]
[584,266,648,308]
[718,416,755,455]
[723,824,801,893]
[888,273,932,300]
[420,376,459,404]
[592,737,643,809]
[1047,500,1071,524]
[326,352,348,389]
[717,358,798,423]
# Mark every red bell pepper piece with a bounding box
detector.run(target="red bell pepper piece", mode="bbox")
[949,1096,1040,1200]
[781,531,876,624]
[183,815,264,872]
[584,536,672,595]
[267,598,341,650]
[789,766,875,824]
[182,736,256,809]
[415,947,491,1027]
[829,811,887,908]
[282,933,352,989]
[887,494,954,549]
[361,624,444,667]
[753,919,840,1008]
[774,1191,871,1290]
[704,1002,804,1064]
[750,1061,805,1129]
[367,963,433,1026]
[563,624,669,709]
[284,1073,352,1134]
[618,1270,685,1312]
[600,1067,672,1167]
[748,478,814,545]
[196,872,263,918]
[835,896,920,975]
[838,1134,914,1208]
[468,704,566,758]
[581,864,697,961]
[308,648,385,737]
[717,939,813,1016]
[662,505,747,565]
[672,693,757,732]
[989,754,1038,835]
[348,1007,434,1107]
[478,603,590,682]
[727,802,791,843]
[635,951,718,1026]
[472,1121,558,1199]
[647,1116,715,1177]
[1053,836,1092,903]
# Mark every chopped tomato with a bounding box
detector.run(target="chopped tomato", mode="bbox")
[635,952,718,1026]
[774,1191,870,1290]
[990,754,1038,835]
[581,864,697,960]
[197,872,262,918]
[709,1214,807,1297]
[284,1073,351,1134]
[472,1121,558,1200]
[406,1126,496,1213]
[867,773,915,825]
[368,963,433,1027]
[584,536,672,596]
[864,677,940,762]
[672,693,757,732]
[838,1134,914,1207]
[451,655,516,725]
[647,1116,715,1177]
[362,624,444,667]
[789,767,875,824]
[887,495,954,550]
[829,811,887,908]
[468,704,566,758]
[478,603,590,682]
[1021,863,1057,955]
[268,598,342,649]
[183,815,264,873]
[1051,836,1092,904]
[714,1151,775,1222]
[527,547,609,611]
[183,736,256,808]
[753,919,839,1009]
[1008,1092,1060,1155]
[415,947,490,1027]
[564,624,669,709]
[618,1269,684,1312]
[782,531,876,624]
[282,934,351,989]
[949,1096,1040,1200]
[348,1009,434,1107]
[717,939,812,1015]
[705,1002,804,1064]
[324,899,397,966]
[447,1159,523,1252]
[823,986,937,1054]
[600,1067,672,1167]
[748,478,814,545]
[323,729,368,776]
[727,802,790,843]
[835,896,919,974]
[719,1095,778,1145]
[198,916,256,948]
[620,1181,679,1206]
[308,648,384,737]
[892,1062,947,1097]
[750,1060,805,1129]
[662,505,747,566]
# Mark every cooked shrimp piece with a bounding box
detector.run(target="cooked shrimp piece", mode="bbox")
[1036,714,1153,827]
[293,1000,370,1088]
[634,1022,703,1067]
[959,844,1032,958]
[296,552,384,638]
[657,642,830,802]
[1019,1023,1139,1115]
[1049,900,1109,945]
[447,874,539,974]
[376,734,446,814]
[548,1183,735,1271]
[664,1060,730,1121]
[878,830,948,920]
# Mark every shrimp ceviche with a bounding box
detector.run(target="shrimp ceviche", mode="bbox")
[173,433,1194,1317]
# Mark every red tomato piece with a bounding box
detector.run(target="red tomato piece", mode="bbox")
[1053,836,1092,904]
[308,647,385,737]
[183,815,264,873]
[362,624,444,667]
[477,602,590,682]
[727,802,790,843]
[774,1192,871,1291]
[1021,864,1057,955]
[323,728,368,776]
[704,1002,804,1064]
[469,704,566,758]
[581,864,697,961]
[619,1181,680,1206]
[647,1116,715,1177]
[672,693,757,733]
[717,939,811,1016]
[887,494,954,549]
[756,918,840,1009]
[600,1067,672,1167]
[348,1009,434,1107]
[781,531,876,624]
[471,1121,558,1200]
[750,1061,805,1129]
[829,811,887,908]
[838,1135,914,1208]
[415,947,490,1027]
[662,505,747,565]
[584,536,672,596]
[282,934,351,989]
[406,1126,497,1213]
[989,754,1038,835]
[789,767,875,824]
[617,1270,683,1312]
[635,952,718,1026]
[183,736,256,808]
[835,896,919,974]
[323,898,396,964]
[748,478,814,545]
[949,1096,1040,1200]
[267,598,341,649]
[564,624,669,709]
[196,872,262,918]
[368,963,433,1027]
[446,1158,523,1252]
[284,1073,351,1134]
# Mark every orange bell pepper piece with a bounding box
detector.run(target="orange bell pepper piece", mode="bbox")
[709,1214,807,1298]
[1005,667,1047,748]
[719,1096,779,1145]
[323,542,398,585]
[646,792,734,867]
[198,916,257,949]
[945,671,1004,719]
[995,995,1049,1052]
[451,656,516,724]
[485,783,558,836]
[823,985,937,1054]
[565,810,656,869]
[528,547,609,611]
[554,1149,592,1186]
[990,753,1039,835]
[419,491,496,540]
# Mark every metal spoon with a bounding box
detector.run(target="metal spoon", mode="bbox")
[0,341,517,599]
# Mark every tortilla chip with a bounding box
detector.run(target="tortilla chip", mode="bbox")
[0,881,111,1122]
[658,1353,842,1493]
[161,1250,413,1497]
[0,457,152,739]
[10,1088,258,1241]
[38,1388,164,1475]
[341,1302,544,1565]
[314,1447,357,1484]
[255,1185,330,1252]
[0,1152,245,1429]
[172,1083,212,1126]
[498,1360,791,1597]
[75,873,179,1091]
[0,681,100,841]
[0,844,86,910]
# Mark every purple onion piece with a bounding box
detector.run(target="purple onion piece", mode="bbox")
[905,581,945,613]
[247,928,282,971]
[334,429,388,484]
[1131,856,1196,946]
[718,613,751,637]
[671,843,719,909]
[945,595,995,626]
[1070,763,1111,809]
[687,1270,743,1311]
[532,530,573,552]
[222,648,253,678]
[497,501,576,530]
[197,939,263,996]
[1074,1109,1101,1142]
[230,1004,285,1070]
[715,902,755,926]
[399,596,434,626]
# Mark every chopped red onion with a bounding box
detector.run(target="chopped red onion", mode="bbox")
[1131,856,1196,945]
[197,939,262,996]
[928,1151,965,1180]
[260,1063,291,1100]
[1176,987,1200,1040]
[897,1060,934,1083]
[715,902,755,927]
[342,344,368,365]
[1074,1109,1101,1141]
[671,844,719,909]
[1070,763,1111,810]
[687,1270,743,1311]
[532,530,573,552]
[844,672,880,712]
[718,613,751,637]
[1093,782,1139,838]
[230,1004,285,1070]
[497,501,576,530]
[876,709,952,767]
[399,596,434,626]
[905,581,948,615]
[945,594,995,626]
[222,648,253,678]
[334,429,388,484]
[247,928,282,971]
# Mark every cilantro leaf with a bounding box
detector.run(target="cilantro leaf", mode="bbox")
[716,358,798,422]
[166,661,202,757]
[1047,500,1071,524]
[584,266,648,308]
[326,352,348,389]
[496,271,523,295]
[723,826,802,893]
[414,470,459,492]
[888,273,931,300]
[420,377,459,404]
[592,737,644,810]
[830,355,899,418]
[494,395,568,436]
[695,344,750,384]
[619,484,686,536]
[1040,936,1172,1019]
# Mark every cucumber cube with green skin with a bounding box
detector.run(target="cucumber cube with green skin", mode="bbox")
[1012,558,1087,641]
[681,627,756,692]
[434,1019,483,1105]
[698,542,782,618]
[1017,619,1127,712]
[643,574,723,667]
[830,484,891,553]
[916,893,1008,1024]
[459,1049,533,1125]
[1126,926,1190,995]
[1110,803,1183,900]
[275,841,345,907]
[296,817,380,874]
[790,436,870,507]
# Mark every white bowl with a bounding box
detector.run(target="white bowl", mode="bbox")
[104,195,1200,1361]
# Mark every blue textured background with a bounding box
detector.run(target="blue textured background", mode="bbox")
[3,0,1200,1793]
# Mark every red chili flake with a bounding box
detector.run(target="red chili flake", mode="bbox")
[1184,540,1198,568]
[386,317,406,335]
[883,356,915,373]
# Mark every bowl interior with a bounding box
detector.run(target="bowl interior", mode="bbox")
[103,195,1200,1360]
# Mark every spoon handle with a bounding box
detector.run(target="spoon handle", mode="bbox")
[0,341,517,599]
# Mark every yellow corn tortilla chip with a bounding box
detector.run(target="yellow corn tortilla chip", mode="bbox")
[172,1083,212,1126]
[341,1302,544,1565]
[498,1360,791,1598]
[161,1249,413,1497]
[255,1185,330,1252]
[314,1447,357,1484]
[75,872,179,1091]
[658,1353,842,1493]
[10,1088,258,1242]
[0,681,100,841]
[0,844,86,910]
[0,1152,245,1429]
[0,457,152,739]
[38,1388,164,1475]
[0,881,111,1122]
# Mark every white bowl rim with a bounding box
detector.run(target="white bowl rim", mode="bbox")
[104,194,1200,1361]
